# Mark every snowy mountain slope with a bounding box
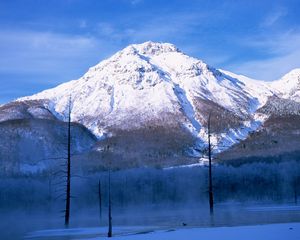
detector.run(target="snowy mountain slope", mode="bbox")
[0,41,298,170]
[18,42,276,142]
[218,70,275,109]
[20,43,184,136]
[271,68,300,101]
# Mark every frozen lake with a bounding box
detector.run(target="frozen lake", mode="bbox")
[1,203,300,239]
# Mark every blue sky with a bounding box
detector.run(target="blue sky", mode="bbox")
[1,0,300,103]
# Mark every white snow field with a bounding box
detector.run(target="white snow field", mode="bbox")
[107,223,300,240]
[26,222,300,240]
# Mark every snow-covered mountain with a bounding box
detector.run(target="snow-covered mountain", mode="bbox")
[271,68,300,101]
[1,41,300,172]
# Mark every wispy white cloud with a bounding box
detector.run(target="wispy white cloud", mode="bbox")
[130,0,143,5]
[261,8,288,27]
[226,30,300,80]
[0,30,118,79]
[91,11,233,68]
[120,0,143,6]
[97,22,119,38]
[1,14,204,78]
[0,29,126,102]
[94,12,212,52]
[1,5,298,86]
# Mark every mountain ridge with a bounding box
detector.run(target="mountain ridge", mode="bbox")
[17,41,300,141]
[1,41,300,173]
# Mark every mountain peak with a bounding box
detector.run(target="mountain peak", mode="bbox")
[86,41,183,77]
[273,68,300,86]
[281,68,300,80]
[271,68,300,100]
[124,41,180,56]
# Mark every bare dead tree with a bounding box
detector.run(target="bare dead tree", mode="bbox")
[207,113,214,216]
[100,144,113,237]
[203,112,246,217]
[65,97,72,227]
[107,145,112,237]
[108,168,112,238]
[33,97,76,226]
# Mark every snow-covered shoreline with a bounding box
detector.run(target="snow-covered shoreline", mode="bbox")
[26,222,300,240]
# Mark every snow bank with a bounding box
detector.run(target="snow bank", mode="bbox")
[27,222,300,240]
[103,223,300,240]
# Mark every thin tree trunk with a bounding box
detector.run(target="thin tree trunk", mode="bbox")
[208,113,214,216]
[65,100,71,227]
[108,169,112,238]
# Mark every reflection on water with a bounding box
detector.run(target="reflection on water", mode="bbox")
[1,204,300,240]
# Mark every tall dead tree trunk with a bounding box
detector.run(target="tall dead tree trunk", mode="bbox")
[65,99,71,227]
[208,113,214,216]
[108,168,112,238]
